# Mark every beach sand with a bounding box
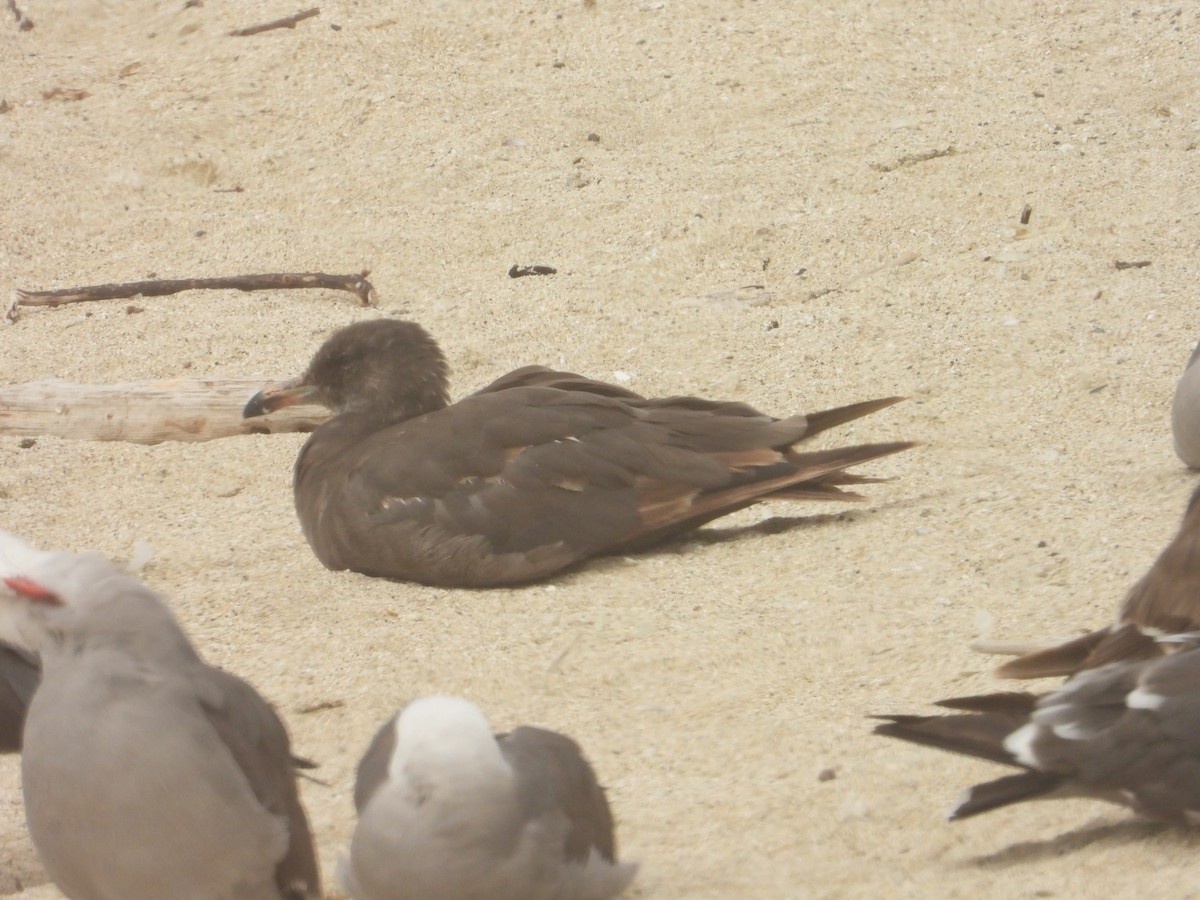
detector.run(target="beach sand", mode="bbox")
[2,1,1199,896]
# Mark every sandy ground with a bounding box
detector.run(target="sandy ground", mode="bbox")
[1,1,1199,896]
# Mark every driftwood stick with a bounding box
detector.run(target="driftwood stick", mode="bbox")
[0,378,330,444]
[229,6,319,36]
[6,0,32,31]
[9,271,375,321]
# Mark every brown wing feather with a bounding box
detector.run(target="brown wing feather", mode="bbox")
[873,700,1069,820]
[879,650,1200,824]
[800,396,906,437]
[950,771,1066,820]
[1119,486,1200,633]
[1078,623,1166,670]
[614,440,916,552]
[472,366,646,401]
[0,643,39,753]
[997,487,1200,680]
[353,714,399,814]
[995,627,1113,679]
[193,666,321,899]
[935,692,1040,715]
[873,709,1030,768]
[498,725,620,864]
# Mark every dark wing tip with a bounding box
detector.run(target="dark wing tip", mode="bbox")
[934,692,1039,715]
[802,396,908,437]
[948,770,1065,820]
[994,628,1113,680]
[354,714,400,813]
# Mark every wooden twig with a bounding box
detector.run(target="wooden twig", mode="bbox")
[508,264,557,278]
[0,378,330,444]
[9,271,376,321]
[5,0,32,31]
[229,6,319,36]
[869,145,955,173]
[42,87,89,102]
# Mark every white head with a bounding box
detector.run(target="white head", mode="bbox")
[0,535,193,664]
[0,529,44,573]
[0,530,48,650]
[390,696,510,783]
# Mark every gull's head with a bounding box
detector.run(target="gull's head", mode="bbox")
[0,535,188,661]
[391,696,509,780]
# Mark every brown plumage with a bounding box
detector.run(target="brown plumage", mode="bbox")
[0,642,38,752]
[0,529,46,753]
[875,647,1200,825]
[243,319,915,587]
[997,484,1200,679]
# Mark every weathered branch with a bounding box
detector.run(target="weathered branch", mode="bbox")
[8,271,375,321]
[0,378,329,444]
[5,0,32,31]
[229,6,319,36]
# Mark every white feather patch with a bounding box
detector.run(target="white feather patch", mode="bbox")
[1050,722,1092,741]
[1157,629,1200,644]
[1002,723,1042,767]
[1126,687,1164,710]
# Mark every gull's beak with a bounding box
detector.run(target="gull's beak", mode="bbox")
[243,376,319,418]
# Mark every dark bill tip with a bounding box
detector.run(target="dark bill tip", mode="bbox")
[243,377,315,419]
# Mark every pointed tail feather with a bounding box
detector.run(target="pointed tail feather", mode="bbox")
[1077,623,1165,671]
[768,470,898,502]
[802,397,906,438]
[780,440,918,482]
[872,711,1026,768]
[950,770,1065,820]
[934,692,1038,716]
[646,441,914,535]
[995,628,1113,679]
[615,439,915,553]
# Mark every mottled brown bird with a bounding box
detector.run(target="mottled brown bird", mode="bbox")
[995,484,1200,679]
[244,319,914,587]
[874,646,1200,825]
